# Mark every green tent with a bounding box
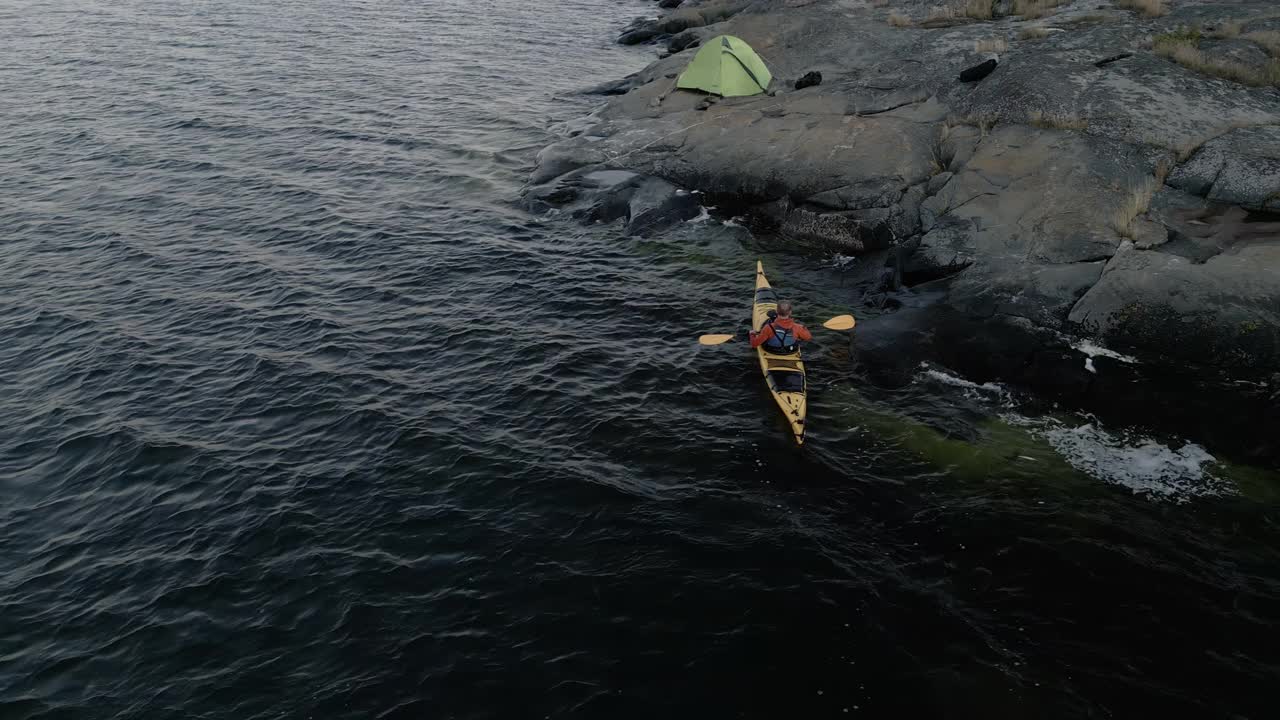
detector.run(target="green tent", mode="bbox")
[676,35,772,97]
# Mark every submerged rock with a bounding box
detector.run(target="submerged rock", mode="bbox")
[525,168,700,236]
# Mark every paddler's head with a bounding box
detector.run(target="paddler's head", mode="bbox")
[777,301,793,318]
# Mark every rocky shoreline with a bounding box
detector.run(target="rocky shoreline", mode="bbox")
[527,0,1280,462]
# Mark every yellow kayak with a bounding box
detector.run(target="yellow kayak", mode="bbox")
[753,260,807,444]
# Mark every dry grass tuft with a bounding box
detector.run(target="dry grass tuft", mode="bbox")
[921,4,959,26]
[888,11,913,27]
[1155,28,1280,87]
[1115,0,1167,18]
[930,124,957,176]
[1014,0,1068,21]
[1019,26,1052,40]
[953,111,1001,137]
[1028,109,1089,130]
[1152,26,1201,53]
[1066,13,1118,24]
[975,37,1009,53]
[917,0,995,27]
[1245,30,1280,56]
[1111,177,1159,240]
[1206,20,1243,39]
[962,0,996,21]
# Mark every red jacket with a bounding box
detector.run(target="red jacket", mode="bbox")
[749,317,812,348]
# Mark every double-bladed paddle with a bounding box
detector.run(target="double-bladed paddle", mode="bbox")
[698,314,855,345]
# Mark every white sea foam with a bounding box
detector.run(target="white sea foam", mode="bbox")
[685,205,713,224]
[1043,423,1227,501]
[831,253,858,270]
[1072,339,1139,364]
[915,363,1012,403]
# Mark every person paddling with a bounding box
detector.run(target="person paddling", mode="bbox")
[749,300,812,354]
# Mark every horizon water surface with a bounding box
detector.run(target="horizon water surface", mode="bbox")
[2,1,1279,718]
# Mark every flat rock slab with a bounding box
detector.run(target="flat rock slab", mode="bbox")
[1167,124,1280,211]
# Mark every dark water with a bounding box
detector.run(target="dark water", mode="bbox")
[3,1,1279,717]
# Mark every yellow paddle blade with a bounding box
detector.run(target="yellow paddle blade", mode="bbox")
[698,334,735,346]
[823,314,856,331]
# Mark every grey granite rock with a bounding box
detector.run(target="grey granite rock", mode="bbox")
[528,0,1280,457]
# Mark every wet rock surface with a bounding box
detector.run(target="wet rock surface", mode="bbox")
[530,0,1280,460]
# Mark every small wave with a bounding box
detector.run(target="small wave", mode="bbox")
[1043,423,1226,501]
[1003,413,1229,501]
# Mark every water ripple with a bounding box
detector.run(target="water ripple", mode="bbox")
[2,0,1278,718]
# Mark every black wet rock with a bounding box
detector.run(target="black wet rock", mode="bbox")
[524,169,699,236]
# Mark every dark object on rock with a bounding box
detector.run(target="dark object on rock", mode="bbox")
[794,71,822,90]
[1095,52,1133,68]
[959,58,998,83]
[658,0,683,8]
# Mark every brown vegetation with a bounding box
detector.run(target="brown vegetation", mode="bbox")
[960,0,997,21]
[1013,0,1068,21]
[1115,0,1167,18]
[1065,13,1118,25]
[888,11,912,27]
[930,124,957,176]
[911,0,997,27]
[1245,30,1280,56]
[1111,178,1159,240]
[1154,28,1280,87]
[1206,20,1243,39]
[975,37,1009,53]
[953,112,1001,137]
[1028,110,1088,131]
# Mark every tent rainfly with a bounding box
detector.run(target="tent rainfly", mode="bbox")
[676,35,772,97]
